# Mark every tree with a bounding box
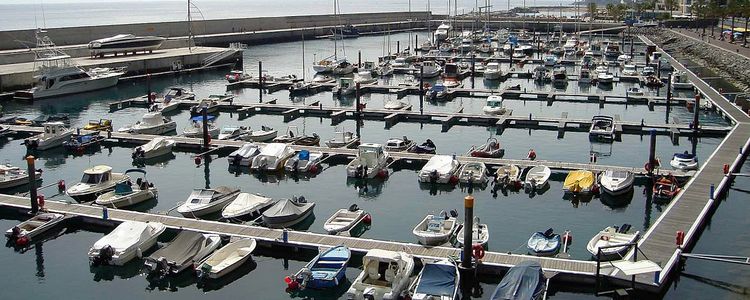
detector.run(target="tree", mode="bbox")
[692,0,708,34]
[607,3,628,21]
[587,2,598,20]
[665,0,679,18]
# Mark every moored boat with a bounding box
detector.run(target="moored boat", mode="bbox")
[345,249,415,300]
[563,170,596,194]
[323,205,368,234]
[88,221,165,266]
[261,196,315,229]
[468,137,504,158]
[24,122,74,150]
[670,151,699,171]
[407,259,460,300]
[527,228,561,256]
[346,143,390,179]
[118,111,176,135]
[489,261,546,300]
[66,165,129,202]
[0,163,42,190]
[94,169,157,208]
[5,212,65,245]
[458,162,489,184]
[227,143,261,167]
[177,186,241,218]
[412,210,459,246]
[143,231,221,277]
[221,193,275,220]
[132,137,175,160]
[418,155,460,184]
[456,216,489,247]
[653,174,681,202]
[598,170,634,196]
[196,238,257,280]
[250,143,296,171]
[284,150,324,173]
[586,224,639,260]
[291,245,351,289]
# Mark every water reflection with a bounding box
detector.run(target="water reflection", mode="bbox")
[197,260,258,292]
[90,259,144,281]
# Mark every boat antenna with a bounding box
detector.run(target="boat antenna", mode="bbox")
[41,0,47,29]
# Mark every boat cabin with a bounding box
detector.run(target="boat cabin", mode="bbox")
[42,122,67,136]
[486,95,504,108]
[80,165,113,185]
[357,143,387,167]
[361,249,407,286]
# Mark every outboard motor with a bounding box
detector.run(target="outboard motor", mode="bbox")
[92,245,115,266]
[232,154,242,166]
[430,170,439,183]
[348,204,359,212]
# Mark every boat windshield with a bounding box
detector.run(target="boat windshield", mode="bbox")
[81,173,105,184]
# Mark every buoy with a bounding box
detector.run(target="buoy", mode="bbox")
[377,169,388,178]
[676,230,685,246]
[363,214,372,224]
[15,236,29,247]
[57,180,66,192]
[472,244,485,260]
[194,156,202,165]
[723,163,729,174]
[309,164,319,173]
[37,194,45,209]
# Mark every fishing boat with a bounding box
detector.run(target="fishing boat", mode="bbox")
[494,164,521,186]
[83,119,112,131]
[88,221,165,266]
[456,216,489,247]
[291,245,350,289]
[323,205,368,234]
[177,186,241,218]
[599,170,634,196]
[24,122,74,150]
[407,259,460,300]
[196,238,257,280]
[66,165,129,202]
[489,261,546,300]
[88,34,165,57]
[458,162,489,184]
[412,210,459,246]
[670,151,699,171]
[118,111,176,135]
[653,174,681,201]
[417,61,442,78]
[483,62,502,80]
[346,143,390,179]
[131,137,175,160]
[418,155,460,184]
[261,196,315,228]
[384,136,414,152]
[483,95,511,115]
[346,249,415,300]
[183,115,219,138]
[250,143,296,171]
[586,224,639,260]
[221,193,275,220]
[5,213,65,245]
[284,150,324,173]
[273,126,319,145]
[589,115,615,141]
[468,137,504,158]
[527,228,561,256]
[563,170,596,194]
[217,126,249,140]
[524,165,551,192]
[0,163,41,189]
[227,143,262,166]
[243,126,278,142]
[63,132,105,153]
[94,169,157,208]
[409,139,436,154]
[143,231,221,277]
[325,129,359,148]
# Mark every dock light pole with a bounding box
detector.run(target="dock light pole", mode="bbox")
[693,94,701,134]
[419,65,424,115]
[648,129,657,177]
[201,108,210,151]
[460,195,476,292]
[355,82,362,138]
[26,156,38,214]
[258,61,263,102]
[470,54,476,89]
[358,50,362,69]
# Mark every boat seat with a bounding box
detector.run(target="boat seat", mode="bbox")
[443,221,453,230]
[24,220,48,227]
[366,260,380,281]
[384,265,396,282]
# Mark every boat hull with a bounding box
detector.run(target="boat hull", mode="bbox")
[32,74,121,99]
[95,188,157,208]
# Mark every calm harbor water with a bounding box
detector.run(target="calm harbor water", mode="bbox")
[0,31,745,299]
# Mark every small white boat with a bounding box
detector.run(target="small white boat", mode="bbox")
[589,115,615,141]
[494,164,521,186]
[24,122,74,150]
[144,231,221,276]
[597,72,614,84]
[95,169,157,208]
[482,95,510,115]
[543,54,558,66]
[407,259,460,300]
[384,136,414,152]
[671,151,699,170]
[346,249,415,300]
[418,155,460,184]
[221,193,275,219]
[354,70,378,85]
[132,137,175,160]
[599,170,634,196]
[627,87,644,96]
[323,204,368,234]
[458,162,489,184]
[412,210,459,246]
[177,186,241,218]
[384,100,408,110]
[183,115,219,138]
[284,150,324,173]
[218,126,249,140]
[250,143,296,171]
[346,143,391,179]
[196,238,257,279]
[227,143,261,166]
[66,165,129,202]
[456,216,489,247]
[262,196,315,228]
[5,213,65,244]
[325,129,359,148]
[671,70,693,90]
[118,111,176,135]
[243,126,278,142]
[586,225,639,260]
[622,64,638,76]
[0,163,41,189]
[483,62,503,80]
[88,221,165,266]
[524,165,551,191]
[417,61,442,78]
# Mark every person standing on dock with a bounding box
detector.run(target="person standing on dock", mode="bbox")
[527,149,537,161]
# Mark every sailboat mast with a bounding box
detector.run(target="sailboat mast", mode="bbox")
[302,32,306,81]
[333,0,338,60]
[187,0,193,51]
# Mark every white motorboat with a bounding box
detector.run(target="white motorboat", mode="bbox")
[284,150,324,173]
[183,115,219,138]
[195,238,257,279]
[494,164,521,186]
[227,143,262,166]
[589,115,616,141]
[0,163,41,189]
[418,155,460,184]
[384,136,414,152]
[622,64,638,76]
[617,54,632,65]
[641,66,656,76]
[118,111,177,135]
[333,77,356,96]
[325,129,359,148]
[250,143,296,171]
[407,259,460,300]
[435,23,451,41]
[221,193,275,219]
[482,95,510,115]
[483,62,502,80]
[670,151,699,171]
[218,126,250,140]
[524,165,551,191]
[599,170,634,196]
[243,126,278,142]
[384,100,408,110]
[456,216,489,247]
[586,225,639,260]
[597,72,614,84]
[671,70,693,90]
[88,34,165,57]
[132,137,175,160]
[375,62,394,77]
[458,162,489,184]
[143,231,221,276]
[95,169,157,208]
[627,87,645,96]
[412,210,459,246]
[5,213,65,244]
[313,55,336,73]
[346,143,390,179]
[177,186,241,218]
[88,221,166,266]
[323,205,368,234]
[543,54,558,66]
[417,61,442,78]
[24,122,74,150]
[262,196,315,228]
[66,165,129,202]
[354,70,378,85]
[391,57,409,68]
[346,249,415,300]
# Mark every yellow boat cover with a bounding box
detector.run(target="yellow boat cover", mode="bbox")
[563,170,595,193]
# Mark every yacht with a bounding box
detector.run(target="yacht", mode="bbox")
[88,34,165,57]
[24,122,74,150]
[435,23,451,41]
[66,165,129,202]
[118,111,176,135]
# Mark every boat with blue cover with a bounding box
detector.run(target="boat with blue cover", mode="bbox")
[490,260,546,300]
[292,245,351,289]
[407,259,460,300]
[527,228,561,256]
[63,132,105,153]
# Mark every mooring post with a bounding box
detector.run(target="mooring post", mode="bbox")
[648,129,657,177]
[258,61,263,102]
[146,73,152,102]
[358,50,362,69]
[355,82,361,118]
[26,156,39,214]
[693,94,700,134]
[415,34,419,52]
[459,195,476,293]
[201,108,210,151]
[509,43,514,68]
[419,65,425,115]
[397,41,400,54]
[666,72,672,113]
[658,60,662,78]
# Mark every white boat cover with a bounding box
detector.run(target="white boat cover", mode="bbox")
[229,143,260,158]
[92,221,163,252]
[223,193,273,217]
[263,199,312,218]
[259,143,293,157]
[422,155,458,173]
[140,137,172,152]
